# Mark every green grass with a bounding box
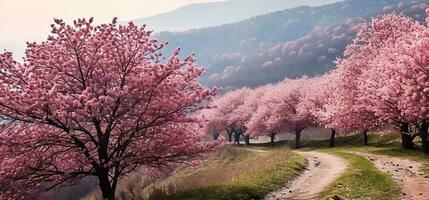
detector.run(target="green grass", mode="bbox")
[147,146,307,200]
[318,149,401,200]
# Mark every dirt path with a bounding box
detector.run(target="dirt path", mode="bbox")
[264,151,347,200]
[356,152,429,200]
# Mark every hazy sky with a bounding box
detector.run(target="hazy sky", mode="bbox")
[0,0,221,47]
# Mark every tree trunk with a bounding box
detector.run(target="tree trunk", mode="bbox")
[295,129,302,149]
[234,131,240,145]
[98,168,115,200]
[363,130,368,146]
[329,129,336,148]
[418,122,429,154]
[244,135,250,145]
[421,137,429,154]
[270,132,276,147]
[213,132,220,140]
[227,129,233,142]
[400,123,414,150]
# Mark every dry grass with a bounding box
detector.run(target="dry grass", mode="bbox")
[81,171,156,200]
[146,146,305,200]
[81,146,306,200]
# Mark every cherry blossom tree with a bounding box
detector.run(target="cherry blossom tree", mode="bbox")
[339,13,423,149]
[262,78,312,149]
[321,56,379,146]
[199,108,226,140]
[200,88,251,143]
[299,73,338,147]
[232,85,271,145]
[358,12,429,152]
[0,18,217,200]
[244,84,279,146]
[397,33,429,153]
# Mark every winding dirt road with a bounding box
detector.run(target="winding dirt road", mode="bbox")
[264,151,347,200]
[357,152,429,200]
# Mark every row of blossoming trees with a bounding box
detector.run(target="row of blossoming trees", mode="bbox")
[0,19,219,200]
[201,11,429,153]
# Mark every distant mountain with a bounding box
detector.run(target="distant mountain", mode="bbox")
[133,0,341,32]
[153,0,429,90]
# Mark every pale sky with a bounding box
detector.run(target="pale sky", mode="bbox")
[0,0,221,50]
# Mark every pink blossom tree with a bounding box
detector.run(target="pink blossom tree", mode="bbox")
[299,73,338,147]
[0,18,217,200]
[200,88,251,143]
[358,12,429,152]
[232,85,272,145]
[321,57,379,146]
[281,78,316,148]
[246,84,287,147]
[340,13,423,149]
[199,108,225,140]
[243,84,280,146]
[260,78,313,149]
[246,104,275,146]
[395,31,429,153]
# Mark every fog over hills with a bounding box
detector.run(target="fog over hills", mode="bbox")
[133,0,341,32]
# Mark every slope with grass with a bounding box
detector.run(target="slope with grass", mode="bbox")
[93,146,307,200]
[156,147,306,200]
